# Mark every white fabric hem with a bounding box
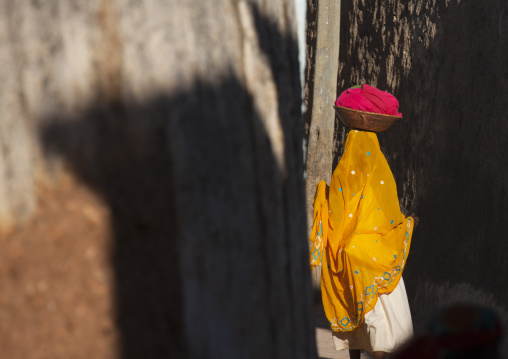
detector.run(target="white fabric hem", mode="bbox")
[332,277,413,354]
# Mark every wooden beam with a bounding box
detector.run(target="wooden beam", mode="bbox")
[305,0,341,291]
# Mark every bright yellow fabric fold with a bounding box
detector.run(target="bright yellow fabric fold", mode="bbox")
[309,130,413,332]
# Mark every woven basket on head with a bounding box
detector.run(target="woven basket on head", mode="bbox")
[334,106,402,133]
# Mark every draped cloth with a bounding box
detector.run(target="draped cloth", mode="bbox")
[309,130,414,333]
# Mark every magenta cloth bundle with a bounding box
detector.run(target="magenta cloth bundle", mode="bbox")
[335,84,402,117]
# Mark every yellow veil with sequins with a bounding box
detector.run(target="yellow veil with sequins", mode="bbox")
[309,130,414,332]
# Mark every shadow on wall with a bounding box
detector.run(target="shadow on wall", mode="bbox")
[337,0,508,342]
[303,0,318,143]
[41,95,185,357]
[39,4,313,359]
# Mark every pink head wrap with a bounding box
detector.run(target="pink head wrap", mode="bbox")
[335,84,402,117]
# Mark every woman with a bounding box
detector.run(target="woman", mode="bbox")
[309,85,418,359]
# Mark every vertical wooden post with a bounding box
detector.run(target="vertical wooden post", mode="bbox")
[305,0,341,291]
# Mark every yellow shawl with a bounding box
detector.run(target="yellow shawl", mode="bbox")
[309,130,414,332]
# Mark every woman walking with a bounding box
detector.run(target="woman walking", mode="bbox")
[309,85,418,358]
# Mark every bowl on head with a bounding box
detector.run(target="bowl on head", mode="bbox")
[334,106,402,133]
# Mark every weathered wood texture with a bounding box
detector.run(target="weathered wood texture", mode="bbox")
[304,0,341,291]
[305,0,341,218]
[337,0,508,350]
[0,1,316,358]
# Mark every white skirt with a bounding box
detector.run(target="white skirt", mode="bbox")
[332,277,413,354]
